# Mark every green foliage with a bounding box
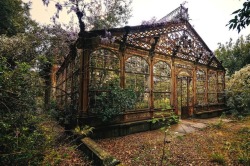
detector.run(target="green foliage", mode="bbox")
[90,85,137,122]
[154,98,171,110]
[226,64,250,116]
[0,56,40,114]
[215,35,250,76]
[210,152,226,165]
[227,0,250,33]
[0,55,46,165]
[0,112,45,165]
[48,102,78,127]
[149,113,179,166]
[74,125,95,137]
[237,127,250,165]
[151,113,179,126]
[0,0,34,36]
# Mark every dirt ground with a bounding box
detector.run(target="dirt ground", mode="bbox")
[96,117,250,166]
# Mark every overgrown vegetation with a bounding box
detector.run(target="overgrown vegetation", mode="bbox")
[90,85,137,122]
[226,64,250,117]
[215,35,250,76]
[0,0,133,164]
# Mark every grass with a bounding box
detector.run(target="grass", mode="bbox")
[210,152,225,165]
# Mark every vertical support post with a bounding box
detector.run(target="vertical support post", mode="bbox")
[120,52,125,88]
[223,71,226,104]
[148,36,159,116]
[78,48,84,114]
[216,71,218,103]
[171,57,177,114]
[193,65,197,115]
[149,56,154,110]
[119,26,130,89]
[205,68,208,104]
[82,49,90,114]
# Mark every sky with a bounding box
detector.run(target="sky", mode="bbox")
[24,0,250,51]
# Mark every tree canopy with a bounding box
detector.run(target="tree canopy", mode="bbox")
[215,35,250,76]
[227,0,250,32]
[42,0,132,31]
[0,0,34,36]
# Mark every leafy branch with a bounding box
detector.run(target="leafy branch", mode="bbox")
[227,0,250,33]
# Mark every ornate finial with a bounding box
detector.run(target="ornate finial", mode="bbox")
[181,1,188,6]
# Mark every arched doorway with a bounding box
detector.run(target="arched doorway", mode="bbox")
[177,71,193,119]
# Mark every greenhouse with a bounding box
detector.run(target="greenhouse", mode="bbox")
[55,5,226,137]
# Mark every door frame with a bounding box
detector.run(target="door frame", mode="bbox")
[176,71,193,119]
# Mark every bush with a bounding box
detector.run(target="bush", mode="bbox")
[0,112,45,165]
[226,64,250,116]
[90,85,137,122]
[0,57,46,165]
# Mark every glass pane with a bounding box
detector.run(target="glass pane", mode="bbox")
[89,49,120,112]
[135,92,149,109]
[90,49,120,70]
[89,49,120,90]
[153,61,171,77]
[154,76,171,92]
[208,93,217,103]
[196,69,206,105]
[208,71,217,93]
[218,72,224,83]
[125,56,149,110]
[125,56,149,74]
[154,93,171,110]
[90,70,120,89]
[153,61,171,92]
[218,93,224,103]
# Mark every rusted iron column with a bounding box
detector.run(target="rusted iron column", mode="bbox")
[205,68,208,104]
[120,53,125,88]
[223,71,226,103]
[192,65,197,115]
[171,57,177,114]
[149,36,159,114]
[119,26,130,88]
[78,48,84,114]
[82,48,90,114]
[149,56,154,110]
[216,71,219,103]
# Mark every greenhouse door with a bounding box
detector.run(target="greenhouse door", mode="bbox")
[177,76,192,119]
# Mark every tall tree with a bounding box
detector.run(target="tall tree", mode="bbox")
[42,0,132,32]
[215,35,250,75]
[227,0,250,32]
[0,0,34,36]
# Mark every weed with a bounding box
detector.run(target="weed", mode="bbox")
[176,135,184,141]
[210,152,226,165]
[211,118,224,129]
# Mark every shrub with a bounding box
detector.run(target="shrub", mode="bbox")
[0,112,45,165]
[90,85,137,122]
[226,64,250,116]
[0,57,46,165]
